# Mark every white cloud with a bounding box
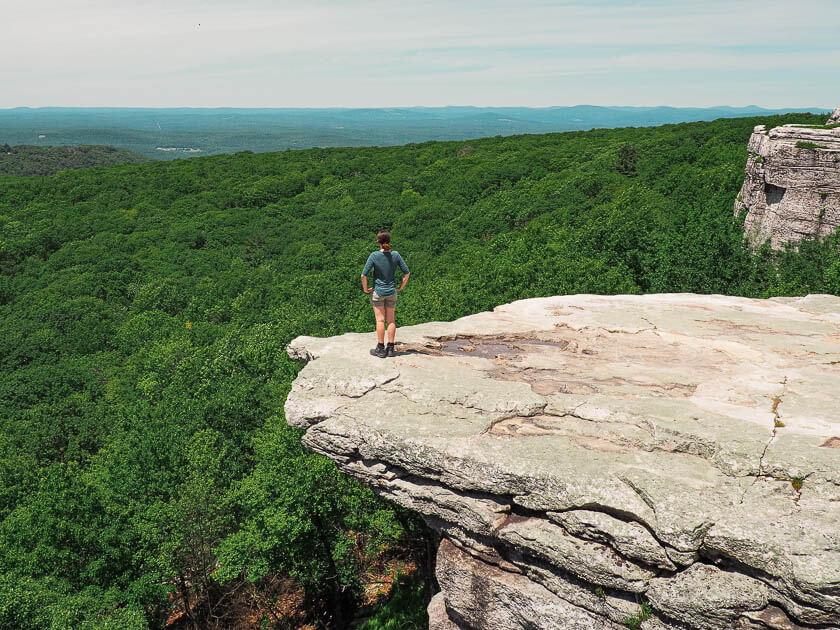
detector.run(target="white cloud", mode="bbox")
[2,0,838,107]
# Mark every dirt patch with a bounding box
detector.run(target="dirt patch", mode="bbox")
[820,437,840,448]
[437,334,571,360]
[396,333,572,358]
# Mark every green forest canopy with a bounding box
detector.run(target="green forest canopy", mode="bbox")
[0,145,151,177]
[1,112,838,629]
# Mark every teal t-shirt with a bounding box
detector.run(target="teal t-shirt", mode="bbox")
[362,250,409,297]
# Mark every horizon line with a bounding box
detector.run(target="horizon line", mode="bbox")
[0,104,832,112]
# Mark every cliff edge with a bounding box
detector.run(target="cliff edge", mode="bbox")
[735,110,840,249]
[286,294,840,629]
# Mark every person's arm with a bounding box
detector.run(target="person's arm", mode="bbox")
[361,255,374,293]
[397,254,410,291]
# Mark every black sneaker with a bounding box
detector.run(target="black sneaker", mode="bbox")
[385,343,396,357]
[370,345,387,358]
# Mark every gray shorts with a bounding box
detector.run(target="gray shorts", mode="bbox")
[370,290,397,307]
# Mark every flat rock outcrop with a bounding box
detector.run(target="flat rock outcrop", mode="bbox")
[735,110,840,248]
[285,294,840,629]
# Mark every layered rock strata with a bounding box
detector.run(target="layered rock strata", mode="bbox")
[285,294,840,629]
[735,110,840,248]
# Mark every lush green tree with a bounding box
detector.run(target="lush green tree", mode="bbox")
[143,429,234,629]
[616,143,638,176]
[215,417,405,628]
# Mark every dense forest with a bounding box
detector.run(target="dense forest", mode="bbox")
[1,113,838,630]
[0,145,151,177]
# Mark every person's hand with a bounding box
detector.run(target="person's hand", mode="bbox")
[364,287,373,293]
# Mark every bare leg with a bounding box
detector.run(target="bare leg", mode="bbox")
[373,304,386,344]
[385,305,396,343]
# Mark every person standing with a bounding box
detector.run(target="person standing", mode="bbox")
[361,231,410,358]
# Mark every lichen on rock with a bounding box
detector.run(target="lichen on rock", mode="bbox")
[286,294,840,629]
[735,110,840,249]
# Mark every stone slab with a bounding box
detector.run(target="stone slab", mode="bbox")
[286,294,840,629]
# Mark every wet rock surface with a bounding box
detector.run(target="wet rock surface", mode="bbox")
[286,294,840,629]
[735,110,840,249]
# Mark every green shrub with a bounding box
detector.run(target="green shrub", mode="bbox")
[795,141,828,150]
[357,573,428,630]
[623,599,653,629]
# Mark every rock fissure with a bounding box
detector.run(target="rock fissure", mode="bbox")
[760,376,789,476]
[379,384,436,414]
[695,547,840,627]
[740,376,791,505]
[641,316,659,330]
[617,475,659,518]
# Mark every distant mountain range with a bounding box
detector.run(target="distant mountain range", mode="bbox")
[0,106,829,159]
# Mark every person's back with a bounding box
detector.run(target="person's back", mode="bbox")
[363,249,408,297]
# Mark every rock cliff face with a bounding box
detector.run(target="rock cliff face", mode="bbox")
[735,111,840,248]
[285,294,840,629]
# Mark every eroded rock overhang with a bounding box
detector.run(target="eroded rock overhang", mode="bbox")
[285,294,840,629]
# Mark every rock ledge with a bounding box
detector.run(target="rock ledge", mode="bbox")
[735,109,840,249]
[286,294,840,629]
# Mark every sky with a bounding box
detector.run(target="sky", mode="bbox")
[4,0,839,109]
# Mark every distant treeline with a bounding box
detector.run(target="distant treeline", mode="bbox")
[0,105,828,159]
[0,113,838,630]
[0,144,150,176]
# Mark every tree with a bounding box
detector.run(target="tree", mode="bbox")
[617,143,638,176]
[216,418,404,629]
[145,429,234,629]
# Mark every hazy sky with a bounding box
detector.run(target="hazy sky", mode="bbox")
[4,0,839,108]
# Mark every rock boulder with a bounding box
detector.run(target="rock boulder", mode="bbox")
[286,294,840,629]
[735,110,840,248]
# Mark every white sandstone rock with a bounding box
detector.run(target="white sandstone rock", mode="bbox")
[286,294,840,629]
[735,113,840,248]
